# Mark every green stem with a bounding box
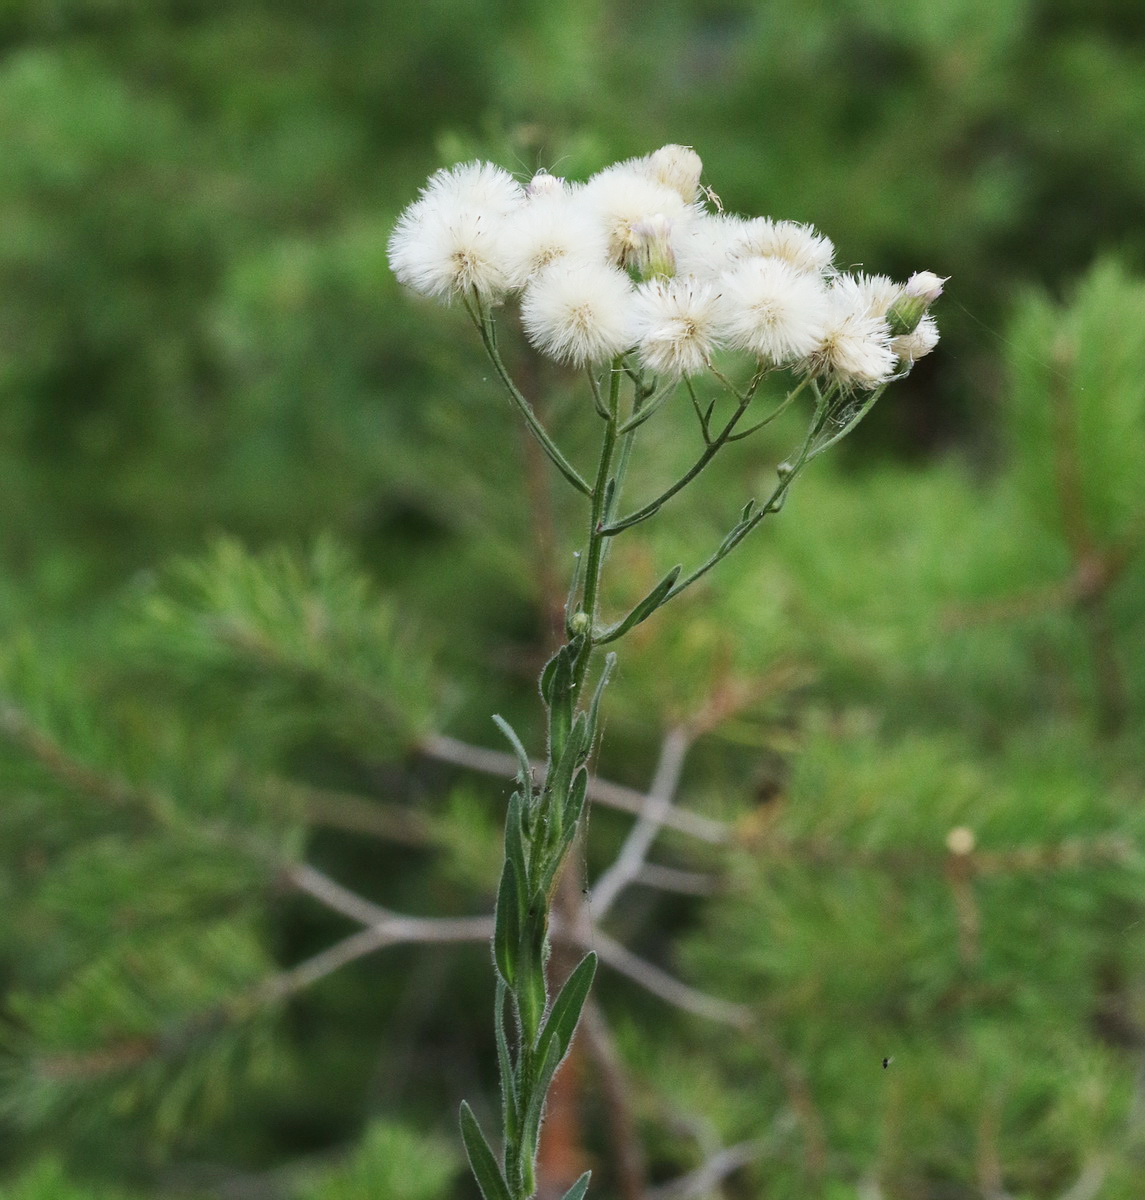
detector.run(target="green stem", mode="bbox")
[471,300,592,498]
[601,372,804,537]
[573,361,622,694]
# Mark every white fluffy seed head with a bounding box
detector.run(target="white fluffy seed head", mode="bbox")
[387,161,524,302]
[904,271,947,305]
[719,257,829,366]
[631,276,723,377]
[521,260,635,366]
[634,144,704,203]
[500,191,610,289]
[578,165,695,270]
[892,313,940,363]
[423,160,524,215]
[388,197,514,302]
[852,273,905,318]
[728,217,835,276]
[673,213,749,279]
[802,275,897,388]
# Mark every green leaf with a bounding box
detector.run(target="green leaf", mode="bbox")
[561,551,584,630]
[562,768,589,842]
[493,859,522,988]
[516,892,549,1044]
[537,952,597,1068]
[560,1172,592,1200]
[458,1102,511,1200]
[492,714,533,803]
[585,652,616,745]
[494,980,518,1145]
[504,791,529,889]
[519,1033,563,1169]
[597,565,682,644]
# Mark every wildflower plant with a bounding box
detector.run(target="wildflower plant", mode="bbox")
[388,144,943,1200]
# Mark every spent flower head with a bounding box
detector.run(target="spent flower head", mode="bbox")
[521,260,635,366]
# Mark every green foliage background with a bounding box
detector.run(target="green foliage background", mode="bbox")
[2,2,1145,1198]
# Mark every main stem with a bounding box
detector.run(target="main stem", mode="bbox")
[573,361,622,696]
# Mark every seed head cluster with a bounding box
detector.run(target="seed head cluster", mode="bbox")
[388,146,944,385]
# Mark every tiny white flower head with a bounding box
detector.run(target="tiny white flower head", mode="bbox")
[387,161,524,303]
[501,190,609,289]
[719,257,829,365]
[891,313,939,363]
[631,276,723,377]
[729,217,835,276]
[578,165,694,270]
[521,260,635,366]
[525,169,564,199]
[904,270,947,305]
[673,212,749,279]
[634,144,704,203]
[803,274,897,388]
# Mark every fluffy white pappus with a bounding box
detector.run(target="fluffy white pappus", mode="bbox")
[501,191,610,289]
[672,213,749,279]
[851,273,905,318]
[387,195,514,302]
[719,257,829,366]
[577,166,696,269]
[802,275,897,388]
[892,313,940,363]
[521,260,636,366]
[631,276,723,377]
[729,218,835,276]
[632,144,704,203]
[423,160,524,216]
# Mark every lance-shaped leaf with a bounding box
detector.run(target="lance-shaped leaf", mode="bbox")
[492,714,534,804]
[493,858,523,987]
[596,565,681,645]
[504,791,530,889]
[519,1034,563,1172]
[585,652,616,746]
[537,952,597,1068]
[516,892,549,1044]
[494,979,519,1146]
[560,1173,592,1200]
[459,1102,512,1200]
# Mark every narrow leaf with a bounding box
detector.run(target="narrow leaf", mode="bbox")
[494,980,519,1144]
[537,952,597,1067]
[562,768,589,841]
[459,1102,512,1200]
[585,652,616,746]
[516,893,549,1044]
[560,1173,592,1200]
[492,714,534,801]
[504,791,529,887]
[562,551,584,628]
[520,1034,563,1168]
[597,565,682,644]
[493,859,521,987]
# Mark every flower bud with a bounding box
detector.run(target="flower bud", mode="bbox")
[643,144,704,203]
[886,271,947,336]
[526,170,563,199]
[569,611,590,635]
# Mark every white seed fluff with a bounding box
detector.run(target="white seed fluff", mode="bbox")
[577,165,695,269]
[673,212,749,279]
[892,313,940,362]
[501,190,610,289]
[387,196,515,302]
[728,217,835,276]
[631,276,724,377]
[803,275,897,388]
[633,144,705,203]
[521,260,635,366]
[387,161,524,303]
[719,257,829,365]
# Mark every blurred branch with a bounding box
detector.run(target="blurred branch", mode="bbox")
[646,1139,767,1200]
[420,731,729,843]
[590,727,693,920]
[634,864,717,896]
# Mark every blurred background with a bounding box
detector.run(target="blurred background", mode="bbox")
[2,1,1145,1198]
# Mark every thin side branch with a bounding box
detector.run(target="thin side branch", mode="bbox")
[646,1139,768,1200]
